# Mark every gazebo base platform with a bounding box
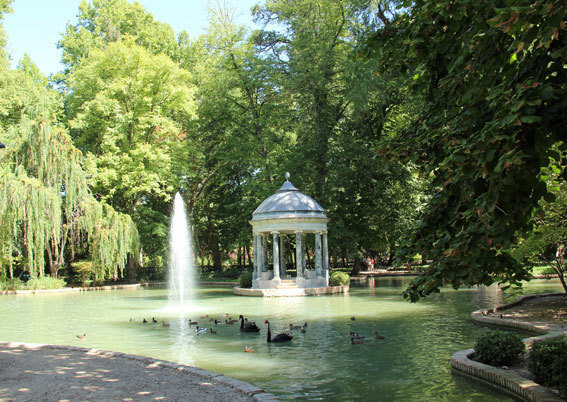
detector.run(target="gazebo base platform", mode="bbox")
[233,285,349,297]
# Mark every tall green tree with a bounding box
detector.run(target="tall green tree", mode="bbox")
[64,39,197,269]
[513,160,567,293]
[0,55,138,280]
[368,0,567,300]
[58,0,178,74]
[252,0,423,263]
[188,6,293,267]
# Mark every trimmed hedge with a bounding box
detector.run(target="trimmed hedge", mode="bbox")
[238,272,253,288]
[528,336,567,398]
[330,271,350,286]
[474,330,525,367]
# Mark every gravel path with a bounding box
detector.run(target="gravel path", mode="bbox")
[0,342,275,401]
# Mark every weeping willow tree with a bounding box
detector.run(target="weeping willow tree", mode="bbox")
[0,116,138,281]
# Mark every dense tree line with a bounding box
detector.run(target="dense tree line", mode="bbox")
[1,0,564,298]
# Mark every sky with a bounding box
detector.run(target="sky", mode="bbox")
[3,0,260,76]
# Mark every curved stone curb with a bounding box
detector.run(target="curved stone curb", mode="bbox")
[0,341,279,401]
[0,281,239,296]
[451,293,567,401]
[451,349,563,402]
[233,285,349,297]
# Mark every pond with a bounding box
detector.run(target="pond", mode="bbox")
[0,277,563,401]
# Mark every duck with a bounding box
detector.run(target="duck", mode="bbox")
[239,315,260,332]
[76,333,87,340]
[143,318,148,323]
[350,332,366,339]
[301,327,307,333]
[289,324,302,330]
[214,319,222,325]
[195,326,207,333]
[245,346,254,353]
[264,320,293,343]
[226,317,238,324]
[188,319,198,325]
[225,319,236,325]
[374,331,385,340]
[209,328,217,334]
[350,337,364,344]
[200,315,209,319]
[162,321,170,327]
[351,316,356,321]
[152,317,158,323]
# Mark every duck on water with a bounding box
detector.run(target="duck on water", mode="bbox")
[264,320,293,343]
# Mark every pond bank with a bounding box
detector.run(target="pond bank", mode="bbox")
[451,293,567,402]
[0,342,278,401]
[0,281,238,295]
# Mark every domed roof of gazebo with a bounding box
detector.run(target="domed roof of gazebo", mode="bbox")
[251,174,327,222]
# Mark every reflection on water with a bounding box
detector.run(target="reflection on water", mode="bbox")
[0,278,562,401]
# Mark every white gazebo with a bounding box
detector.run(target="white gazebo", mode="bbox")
[250,173,329,290]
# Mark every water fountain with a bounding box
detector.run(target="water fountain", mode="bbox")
[167,192,195,308]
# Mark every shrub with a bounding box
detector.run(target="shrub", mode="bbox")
[25,276,66,290]
[238,272,253,288]
[330,271,350,286]
[474,330,525,367]
[71,261,94,286]
[528,336,567,396]
[0,278,25,291]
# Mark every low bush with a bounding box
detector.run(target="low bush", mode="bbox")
[528,336,567,397]
[25,276,66,290]
[238,272,253,288]
[330,271,350,286]
[474,330,525,367]
[0,278,25,291]
[71,261,94,286]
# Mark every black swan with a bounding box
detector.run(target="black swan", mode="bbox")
[239,315,260,332]
[264,320,293,343]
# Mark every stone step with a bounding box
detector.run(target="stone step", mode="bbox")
[277,282,299,289]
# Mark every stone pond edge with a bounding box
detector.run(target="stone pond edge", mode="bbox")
[0,341,279,401]
[450,293,567,402]
[233,285,349,297]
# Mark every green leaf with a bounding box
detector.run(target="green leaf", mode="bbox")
[520,115,541,124]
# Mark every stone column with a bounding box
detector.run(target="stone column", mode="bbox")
[295,231,303,278]
[272,231,280,280]
[253,233,258,280]
[315,231,322,277]
[301,235,306,273]
[262,234,268,272]
[323,231,329,285]
[279,235,286,277]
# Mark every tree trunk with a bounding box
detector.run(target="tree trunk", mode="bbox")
[127,253,137,283]
[245,245,252,269]
[210,231,222,269]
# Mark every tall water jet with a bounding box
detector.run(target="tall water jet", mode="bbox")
[168,192,195,307]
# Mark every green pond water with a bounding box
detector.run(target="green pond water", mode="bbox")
[0,277,563,401]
